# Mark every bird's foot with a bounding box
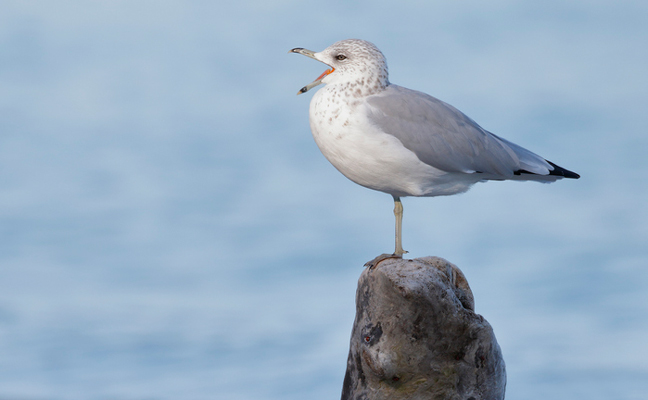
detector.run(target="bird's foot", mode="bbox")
[364,253,403,269]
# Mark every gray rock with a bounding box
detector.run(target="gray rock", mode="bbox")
[341,256,506,400]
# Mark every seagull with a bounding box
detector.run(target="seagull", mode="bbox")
[290,39,579,265]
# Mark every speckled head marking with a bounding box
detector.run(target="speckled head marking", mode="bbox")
[290,39,390,96]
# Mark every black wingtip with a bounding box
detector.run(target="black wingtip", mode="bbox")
[546,160,580,179]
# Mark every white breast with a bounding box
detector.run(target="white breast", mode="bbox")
[308,85,480,198]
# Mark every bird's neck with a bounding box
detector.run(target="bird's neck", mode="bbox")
[325,77,389,100]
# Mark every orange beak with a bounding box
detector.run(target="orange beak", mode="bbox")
[315,68,335,81]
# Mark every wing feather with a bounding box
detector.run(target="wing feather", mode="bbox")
[365,85,551,178]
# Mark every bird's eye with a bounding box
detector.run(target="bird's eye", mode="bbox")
[336,54,347,61]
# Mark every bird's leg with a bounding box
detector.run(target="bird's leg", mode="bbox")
[365,196,408,269]
[393,196,408,257]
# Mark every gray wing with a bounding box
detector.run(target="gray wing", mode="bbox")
[365,85,552,177]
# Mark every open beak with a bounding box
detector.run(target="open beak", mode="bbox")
[289,47,335,95]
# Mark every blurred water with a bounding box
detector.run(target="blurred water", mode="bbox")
[0,1,647,399]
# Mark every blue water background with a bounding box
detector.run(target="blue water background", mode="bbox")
[0,1,646,399]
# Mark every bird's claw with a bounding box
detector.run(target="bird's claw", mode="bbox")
[364,253,403,269]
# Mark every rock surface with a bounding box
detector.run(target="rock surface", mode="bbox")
[341,256,506,400]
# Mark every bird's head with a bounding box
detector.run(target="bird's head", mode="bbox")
[290,39,389,95]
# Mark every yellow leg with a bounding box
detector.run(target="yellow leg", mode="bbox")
[364,196,408,269]
[393,196,408,256]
